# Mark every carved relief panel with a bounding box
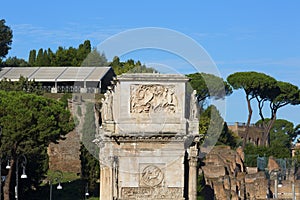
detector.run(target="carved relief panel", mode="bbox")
[130,84,178,114]
[121,187,183,199]
[140,165,164,187]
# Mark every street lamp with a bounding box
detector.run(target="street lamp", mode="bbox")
[15,155,27,200]
[267,169,282,199]
[49,170,63,200]
[85,183,89,200]
[6,160,10,169]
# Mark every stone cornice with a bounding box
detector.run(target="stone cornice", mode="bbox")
[117,73,189,82]
[101,133,204,143]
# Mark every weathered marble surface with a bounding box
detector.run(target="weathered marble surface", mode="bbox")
[96,73,201,200]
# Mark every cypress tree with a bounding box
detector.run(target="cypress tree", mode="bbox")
[28,49,36,66]
[47,48,55,66]
[35,48,44,66]
[43,50,50,66]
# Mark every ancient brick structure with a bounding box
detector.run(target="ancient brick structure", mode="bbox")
[201,146,300,199]
[201,146,246,200]
[228,122,265,146]
[48,130,81,174]
[47,99,83,174]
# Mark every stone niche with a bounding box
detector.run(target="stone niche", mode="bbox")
[95,73,202,200]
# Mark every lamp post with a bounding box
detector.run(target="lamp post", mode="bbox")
[84,183,89,200]
[267,169,282,199]
[15,155,27,200]
[49,170,63,200]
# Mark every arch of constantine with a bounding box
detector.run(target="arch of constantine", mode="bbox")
[95,73,202,200]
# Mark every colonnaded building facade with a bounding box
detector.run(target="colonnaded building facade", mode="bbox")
[0,66,115,93]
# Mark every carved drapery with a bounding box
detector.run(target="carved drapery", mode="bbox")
[189,90,199,120]
[130,85,178,114]
[101,89,113,122]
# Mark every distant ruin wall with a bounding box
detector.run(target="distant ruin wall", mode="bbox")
[48,130,81,174]
[228,122,264,146]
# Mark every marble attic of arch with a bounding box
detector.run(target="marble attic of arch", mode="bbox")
[94,73,203,200]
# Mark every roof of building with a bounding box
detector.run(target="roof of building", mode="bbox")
[0,66,112,82]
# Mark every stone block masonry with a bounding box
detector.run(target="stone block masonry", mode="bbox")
[94,73,202,200]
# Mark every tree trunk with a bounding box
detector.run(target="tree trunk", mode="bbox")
[3,159,14,200]
[262,114,276,146]
[242,96,252,149]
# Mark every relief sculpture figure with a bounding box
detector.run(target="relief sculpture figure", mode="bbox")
[190,90,199,120]
[130,85,177,114]
[141,165,164,187]
[101,90,113,122]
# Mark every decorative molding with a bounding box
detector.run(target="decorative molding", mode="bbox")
[107,134,189,143]
[94,133,205,144]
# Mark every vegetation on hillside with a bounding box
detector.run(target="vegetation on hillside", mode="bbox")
[0,91,74,200]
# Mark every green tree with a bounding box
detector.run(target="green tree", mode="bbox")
[0,19,13,60]
[28,40,93,66]
[35,48,44,66]
[228,72,300,146]
[127,63,156,73]
[0,91,74,200]
[80,102,99,196]
[110,56,121,74]
[257,81,300,144]
[217,122,240,148]
[67,47,78,66]
[187,73,232,102]
[28,50,36,66]
[109,56,156,75]
[227,71,277,148]
[0,76,42,94]
[51,46,66,66]
[199,105,239,148]
[0,56,29,67]
[256,118,296,145]
[77,40,91,65]
[244,119,298,167]
[81,48,107,66]
[47,48,55,66]
[42,49,51,66]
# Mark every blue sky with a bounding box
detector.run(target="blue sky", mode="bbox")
[2,0,300,126]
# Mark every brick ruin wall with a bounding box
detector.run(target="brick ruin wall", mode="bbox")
[48,130,81,174]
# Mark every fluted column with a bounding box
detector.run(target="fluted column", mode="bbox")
[100,166,113,200]
[188,145,198,200]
